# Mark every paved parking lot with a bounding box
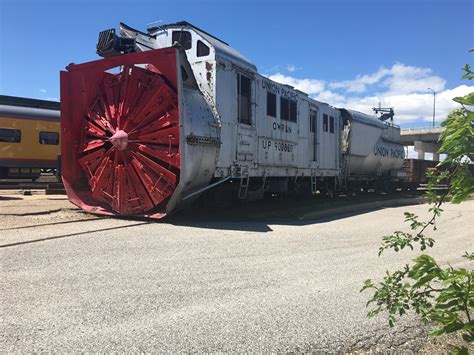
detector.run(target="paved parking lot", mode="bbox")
[1,195,472,352]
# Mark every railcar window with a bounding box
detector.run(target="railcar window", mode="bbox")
[323,114,328,132]
[267,92,276,117]
[0,128,21,143]
[39,131,59,145]
[197,40,210,57]
[289,100,297,122]
[330,116,335,133]
[237,73,252,125]
[310,110,318,161]
[172,31,192,50]
[280,97,289,121]
[280,97,297,122]
[310,110,317,133]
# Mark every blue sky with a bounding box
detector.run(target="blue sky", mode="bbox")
[1,0,472,127]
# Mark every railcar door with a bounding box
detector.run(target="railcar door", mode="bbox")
[236,72,256,164]
[319,108,338,170]
[309,108,318,163]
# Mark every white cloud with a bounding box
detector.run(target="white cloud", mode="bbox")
[311,90,347,108]
[328,63,446,96]
[286,64,302,72]
[267,73,325,94]
[329,67,391,93]
[344,85,472,123]
[39,88,46,94]
[266,64,473,125]
[262,64,302,74]
[383,63,446,95]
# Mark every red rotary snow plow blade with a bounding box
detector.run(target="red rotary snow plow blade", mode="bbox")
[60,48,180,219]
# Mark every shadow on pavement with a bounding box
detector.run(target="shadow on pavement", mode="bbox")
[0,196,23,201]
[0,221,152,248]
[165,193,423,232]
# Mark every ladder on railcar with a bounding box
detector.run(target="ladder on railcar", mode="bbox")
[236,166,250,200]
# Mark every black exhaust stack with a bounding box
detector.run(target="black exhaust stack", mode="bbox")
[96,28,136,58]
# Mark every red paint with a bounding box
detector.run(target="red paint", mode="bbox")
[60,48,180,218]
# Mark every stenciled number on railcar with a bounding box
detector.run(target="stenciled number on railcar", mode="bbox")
[262,139,294,153]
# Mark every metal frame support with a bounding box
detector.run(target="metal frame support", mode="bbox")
[311,174,317,194]
[262,172,268,192]
[182,176,231,201]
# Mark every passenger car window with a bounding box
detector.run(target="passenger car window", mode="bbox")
[39,131,59,145]
[197,40,210,57]
[172,31,192,50]
[0,128,21,143]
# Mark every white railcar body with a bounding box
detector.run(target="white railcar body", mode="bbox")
[120,22,343,208]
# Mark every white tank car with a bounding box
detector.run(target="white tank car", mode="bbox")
[339,109,405,190]
[119,22,342,210]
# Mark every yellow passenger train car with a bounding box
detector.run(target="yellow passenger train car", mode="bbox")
[0,95,60,180]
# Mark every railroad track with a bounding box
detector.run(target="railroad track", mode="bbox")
[0,179,65,193]
[0,181,49,190]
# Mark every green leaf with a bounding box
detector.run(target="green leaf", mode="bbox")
[462,252,474,260]
[448,346,469,355]
[430,321,464,335]
[360,279,374,292]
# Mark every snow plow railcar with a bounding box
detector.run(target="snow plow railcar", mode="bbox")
[61,21,407,218]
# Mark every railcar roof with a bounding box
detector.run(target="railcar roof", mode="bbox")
[342,108,386,128]
[0,95,60,111]
[0,104,60,121]
[160,21,229,45]
[152,21,257,71]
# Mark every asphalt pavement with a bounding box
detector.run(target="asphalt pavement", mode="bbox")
[1,198,473,352]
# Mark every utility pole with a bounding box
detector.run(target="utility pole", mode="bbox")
[427,88,436,127]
